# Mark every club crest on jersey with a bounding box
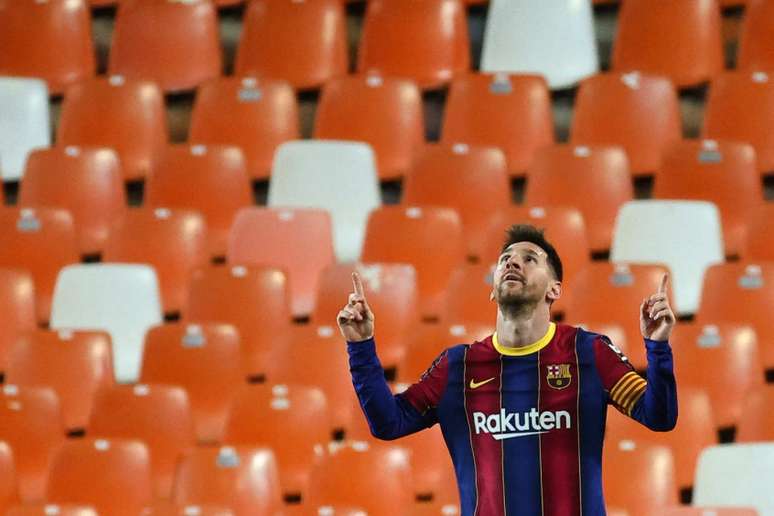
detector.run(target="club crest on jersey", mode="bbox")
[546,363,572,390]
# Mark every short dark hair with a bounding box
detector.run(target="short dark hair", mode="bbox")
[500,224,563,282]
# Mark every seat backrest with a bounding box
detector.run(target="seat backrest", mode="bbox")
[737,385,774,443]
[0,77,49,181]
[0,269,35,373]
[744,205,774,261]
[268,141,381,262]
[50,264,163,384]
[0,441,17,514]
[6,504,99,516]
[738,0,774,72]
[663,508,759,516]
[142,503,234,516]
[694,443,774,512]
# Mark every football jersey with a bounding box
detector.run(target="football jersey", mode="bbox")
[347,322,677,516]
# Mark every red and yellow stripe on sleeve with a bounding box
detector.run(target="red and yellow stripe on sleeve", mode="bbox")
[609,371,647,416]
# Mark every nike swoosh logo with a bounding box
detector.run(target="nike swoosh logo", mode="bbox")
[469,377,496,389]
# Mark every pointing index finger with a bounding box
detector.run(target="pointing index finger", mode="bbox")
[352,271,366,298]
[658,272,669,295]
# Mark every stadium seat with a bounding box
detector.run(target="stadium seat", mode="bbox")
[696,262,774,370]
[312,263,419,369]
[103,208,209,315]
[672,323,762,428]
[142,504,233,516]
[361,206,465,320]
[109,0,220,92]
[525,144,633,252]
[266,324,355,433]
[227,208,335,317]
[171,446,283,516]
[571,72,682,176]
[480,0,598,89]
[145,145,252,258]
[20,146,126,256]
[563,263,672,370]
[703,71,774,175]
[6,329,113,433]
[6,505,98,516]
[745,205,774,261]
[0,442,17,513]
[0,78,50,182]
[653,140,762,257]
[46,439,152,516]
[88,384,195,499]
[440,74,554,176]
[268,141,381,262]
[738,0,774,73]
[223,384,331,498]
[140,323,244,444]
[185,265,291,378]
[235,0,347,90]
[0,0,94,95]
[693,443,774,513]
[663,508,759,516]
[57,76,167,181]
[50,264,163,384]
[307,442,413,516]
[603,440,678,516]
[441,264,498,328]
[0,208,78,324]
[0,270,35,375]
[0,385,64,502]
[610,200,725,315]
[605,386,716,490]
[189,77,300,181]
[402,143,511,260]
[737,385,774,442]
[314,75,424,181]
[357,0,469,89]
[611,0,723,88]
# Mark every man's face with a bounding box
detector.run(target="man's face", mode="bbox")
[492,242,560,308]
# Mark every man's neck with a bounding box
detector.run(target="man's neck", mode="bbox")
[495,304,552,348]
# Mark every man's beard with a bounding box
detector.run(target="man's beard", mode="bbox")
[496,282,541,317]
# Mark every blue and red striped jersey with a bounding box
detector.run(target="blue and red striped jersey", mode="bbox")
[347,322,677,516]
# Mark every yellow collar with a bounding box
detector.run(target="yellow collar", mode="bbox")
[492,322,556,356]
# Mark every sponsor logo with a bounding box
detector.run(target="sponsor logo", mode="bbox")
[472,408,571,440]
[546,363,572,390]
[469,377,496,389]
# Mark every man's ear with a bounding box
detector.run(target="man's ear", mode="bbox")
[546,280,562,303]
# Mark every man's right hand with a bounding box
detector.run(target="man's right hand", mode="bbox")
[337,271,375,342]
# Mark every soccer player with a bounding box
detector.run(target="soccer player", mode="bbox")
[337,224,678,516]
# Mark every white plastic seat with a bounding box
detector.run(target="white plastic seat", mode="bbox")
[50,264,163,383]
[610,200,724,315]
[0,77,50,181]
[480,0,599,90]
[694,443,774,516]
[268,141,381,262]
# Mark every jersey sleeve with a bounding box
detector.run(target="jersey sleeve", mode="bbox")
[593,335,647,417]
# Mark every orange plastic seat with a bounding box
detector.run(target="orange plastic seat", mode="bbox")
[46,439,151,516]
[653,139,762,257]
[172,446,283,516]
[266,324,355,433]
[525,144,633,252]
[314,75,424,180]
[307,442,413,516]
[663,508,758,516]
[139,323,244,443]
[88,384,196,499]
[0,270,35,374]
[745,205,774,261]
[189,77,300,181]
[223,384,331,498]
[312,263,419,368]
[0,208,78,324]
[20,146,127,256]
[402,144,510,260]
[109,0,220,92]
[703,71,774,175]
[6,329,114,433]
[0,0,94,95]
[603,441,677,516]
[563,263,672,370]
[441,74,554,175]
[738,0,774,72]
[0,385,64,501]
[611,0,723,88]
[0,442,18,513]
[145,145,252,258]
[57,76,167,181]
[696,262,774,370]
[605,386,716,489]
[142,504,233,516]
[736,385,774,442]
[672,323,763,428]
[361,206,465,320]
[103,208,208,315]
[358,0,469,89]
[571,72,682,176]
[6,504,98,516]
[227,208,335,317]
[235,0,347,90]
